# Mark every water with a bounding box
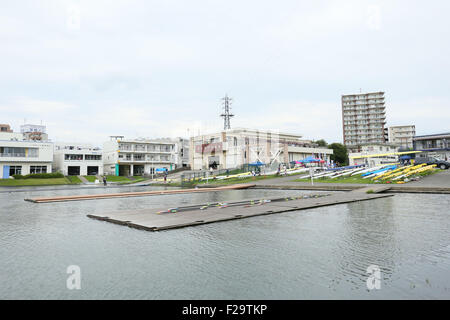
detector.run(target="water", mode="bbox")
[0,186,449,299]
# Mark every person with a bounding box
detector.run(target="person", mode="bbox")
[164,170,168,183]
[102,176,107,186]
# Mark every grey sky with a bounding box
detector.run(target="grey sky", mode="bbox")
[1,0,449,146]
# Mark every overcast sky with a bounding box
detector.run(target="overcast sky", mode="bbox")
[1,0,449,146]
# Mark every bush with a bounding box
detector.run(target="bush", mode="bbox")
[21,172,65,179]
[12,174,25,179]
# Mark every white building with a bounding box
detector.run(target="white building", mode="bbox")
[20,124,49,141]
[342,92,387,148]
[53,143,103,176]
[0,131,53,178]
[349,143,399,167]
[413,132,450,161]
[388,125,416,149]
[173,137,190,168]
[189,128,333,170]
[103,136,177,176]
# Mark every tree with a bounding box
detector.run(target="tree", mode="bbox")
[328,143,348,166]
[315,139,327,147]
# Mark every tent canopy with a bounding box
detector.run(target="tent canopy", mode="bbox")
[155,168,168,172]
[297,156,321,163]
[248,161,265,166]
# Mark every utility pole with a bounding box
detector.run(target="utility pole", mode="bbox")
[220,95,234,130]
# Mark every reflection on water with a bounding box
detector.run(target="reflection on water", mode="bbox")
[0,187,449,299]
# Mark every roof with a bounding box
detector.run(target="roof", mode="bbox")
[413,133,450,140]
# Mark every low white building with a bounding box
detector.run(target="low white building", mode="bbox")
[349,143,399,167]
[53,143,103,176]
[0,131,53,178]
[189,128,333,170]
[103,136,177,176]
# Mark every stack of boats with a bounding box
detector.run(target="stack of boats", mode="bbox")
[182,162,437,184]
[300,163,437,183]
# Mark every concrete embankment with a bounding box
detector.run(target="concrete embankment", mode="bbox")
[252,184,450,194]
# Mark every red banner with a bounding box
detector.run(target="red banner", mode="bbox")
[195,142,222,153]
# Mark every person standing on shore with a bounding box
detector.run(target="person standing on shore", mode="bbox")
[103,176,107,186]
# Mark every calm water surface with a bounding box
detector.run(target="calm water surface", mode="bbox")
[0,186,449,299]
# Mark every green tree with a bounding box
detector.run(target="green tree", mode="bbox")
[315,139,327,147]
[328,143,348,166]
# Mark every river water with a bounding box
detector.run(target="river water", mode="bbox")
[0,186,449,299]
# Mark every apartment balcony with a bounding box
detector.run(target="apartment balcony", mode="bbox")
[118,149,172,154]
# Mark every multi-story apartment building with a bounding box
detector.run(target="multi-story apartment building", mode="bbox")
[388,125,416,149]
[342,91,386,149]
[53,143,103,176]
[413,132,450,161]
[103,137,177,176]
[0,129,53,178]
[189,128,333,170]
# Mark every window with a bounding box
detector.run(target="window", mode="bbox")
[65,154,83,160]
[135,144,146,151]
[119,144,132,151]
[28,148,39,158]
[85,154,101,160]
[0,147,32,157]
[9,166,22,175]
[30,166,47,174]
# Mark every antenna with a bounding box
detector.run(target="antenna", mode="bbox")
[220,94,234,130]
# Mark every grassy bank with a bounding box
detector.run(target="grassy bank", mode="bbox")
[0,177,74,186]
[194,174,279,186]
[66,176,82,184]
[295,175,376,184]
[84,176,98,182]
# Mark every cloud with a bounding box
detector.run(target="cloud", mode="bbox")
[0,0,449,148]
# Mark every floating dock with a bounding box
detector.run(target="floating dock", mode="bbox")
[87,190,394,232]
[24,184,255,203]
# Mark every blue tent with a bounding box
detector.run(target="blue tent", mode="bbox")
[399,155,412,160]
[248,161,265,166]
[155,168,168,172]
[298,156,321,163]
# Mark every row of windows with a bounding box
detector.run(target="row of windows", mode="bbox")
[64,154,102,160]
[0,147,39,158]
[118,154,171,161]
[8,165,47,175]
[119,144,173,152]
